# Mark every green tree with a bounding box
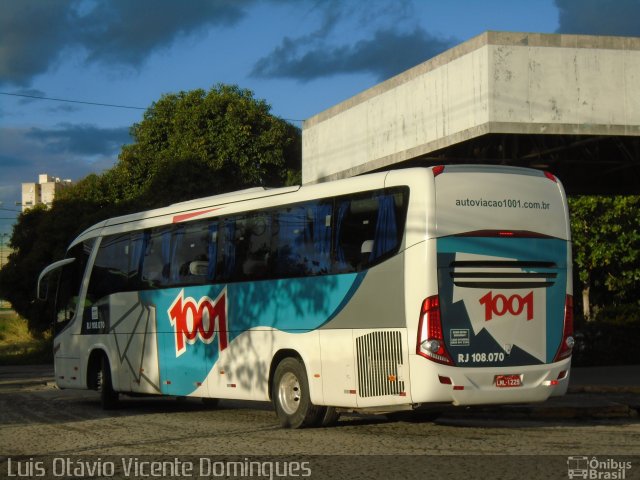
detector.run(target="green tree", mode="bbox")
[0,84,301,334]
[114,84,300,207]
[569,195,640,321]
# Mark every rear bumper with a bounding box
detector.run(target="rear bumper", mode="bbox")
[409,355,572,406]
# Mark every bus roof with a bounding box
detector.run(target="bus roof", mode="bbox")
[72,184,302,245]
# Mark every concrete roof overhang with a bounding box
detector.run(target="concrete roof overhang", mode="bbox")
[302,32,640,195]
[383,133,640,195]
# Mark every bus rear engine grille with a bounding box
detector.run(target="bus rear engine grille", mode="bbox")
[449,260,557,289]
[356,331,404,398]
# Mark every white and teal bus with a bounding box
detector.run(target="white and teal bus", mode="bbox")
[38,165,574,428]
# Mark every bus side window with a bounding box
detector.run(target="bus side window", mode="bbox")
[368,193,400,263]
[274,206,307,277]
[334,196,377,272]
[141,228,170,288]
[87,233,141,301]
[273,201,332,277]
[217,219,237,282]
[334,189,407,272]
[127,231,147,290]
[237,213,272,279]
[168,222,211,285]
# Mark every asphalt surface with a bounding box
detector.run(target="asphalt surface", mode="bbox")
[0,363,638,420]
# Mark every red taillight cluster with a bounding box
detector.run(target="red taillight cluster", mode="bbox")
[554,294,574,362]
[416,295,454,365]
[432,165,445,177]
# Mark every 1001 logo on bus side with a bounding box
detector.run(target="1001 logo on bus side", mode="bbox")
[168,288,229,357]
[479,291,534,321]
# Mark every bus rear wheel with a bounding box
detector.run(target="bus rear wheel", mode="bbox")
[318,406,340,427]
[272,357,322,428]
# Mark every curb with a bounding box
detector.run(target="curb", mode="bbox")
[0,377,54,388]
[438,403,638,421]
[569,385,640,395]
[517,403,638,420]
[435,391,640,421]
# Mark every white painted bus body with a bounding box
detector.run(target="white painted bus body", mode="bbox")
[46,165,572,416]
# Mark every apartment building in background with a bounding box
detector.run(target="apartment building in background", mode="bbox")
[21,174,73,212]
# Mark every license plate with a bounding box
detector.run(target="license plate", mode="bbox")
[495,375,522,388]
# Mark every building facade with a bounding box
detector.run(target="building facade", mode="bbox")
[21,174,72,212]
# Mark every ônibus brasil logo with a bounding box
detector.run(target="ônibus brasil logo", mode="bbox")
[168,289,228,357]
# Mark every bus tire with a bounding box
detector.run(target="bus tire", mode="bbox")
[98,356,119,410]
[202,397,220,407]
[318,407,340,427]
[272,357,322,429]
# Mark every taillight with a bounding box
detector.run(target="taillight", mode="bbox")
[416,295,454,365]
[432,165,445,177]
[554,294,574,362]
[544,171,558,182]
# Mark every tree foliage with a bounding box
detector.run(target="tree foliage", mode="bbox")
[0,84,300,333]
[111,84,300,207]
[569,195,640,321]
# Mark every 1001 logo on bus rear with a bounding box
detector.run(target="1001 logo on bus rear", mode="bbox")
[479,291,534,321]
[168,289,228,357]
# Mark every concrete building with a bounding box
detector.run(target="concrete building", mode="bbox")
[21,174,72,212]
[0,233,10,308]
[302,31,640,194]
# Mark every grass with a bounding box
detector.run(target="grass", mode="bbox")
[0,310,52,365]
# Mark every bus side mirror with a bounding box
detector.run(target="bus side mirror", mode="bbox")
[37,277,49,301]
[37,258,75,301]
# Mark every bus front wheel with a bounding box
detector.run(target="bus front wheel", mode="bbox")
[97,356,119,410]
[272,357,322,428]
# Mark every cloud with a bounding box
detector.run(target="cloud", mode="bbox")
[0,0,75,86]
[77,0,252,67]
[1,0,455,87]
[25,124,131,156]
[252,27,456,82]
[0,126,124,195]
[0,0,255,87]
[252,0,455,82]
[555,0,640,37]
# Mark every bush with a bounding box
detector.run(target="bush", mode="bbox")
[572,304,640,366]
[0,312,52,365]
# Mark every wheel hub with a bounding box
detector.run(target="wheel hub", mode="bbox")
[278,371,301,415]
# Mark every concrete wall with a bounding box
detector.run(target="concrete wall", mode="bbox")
[302,31,640,184]
[21,182,40,211]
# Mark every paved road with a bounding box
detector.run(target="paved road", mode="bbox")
[0,364,639,479]
[3,363,639,387]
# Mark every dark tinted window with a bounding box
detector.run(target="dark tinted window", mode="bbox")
[235,212,273,280]
[140,228,170,287]
[169,223,212,285]
[87,233,145,301]
[87,187,408,294]
[273,201,332,277]
[334,190,406,272]
[54,239,93,335]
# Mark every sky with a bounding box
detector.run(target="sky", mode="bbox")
[1,0,640,237]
